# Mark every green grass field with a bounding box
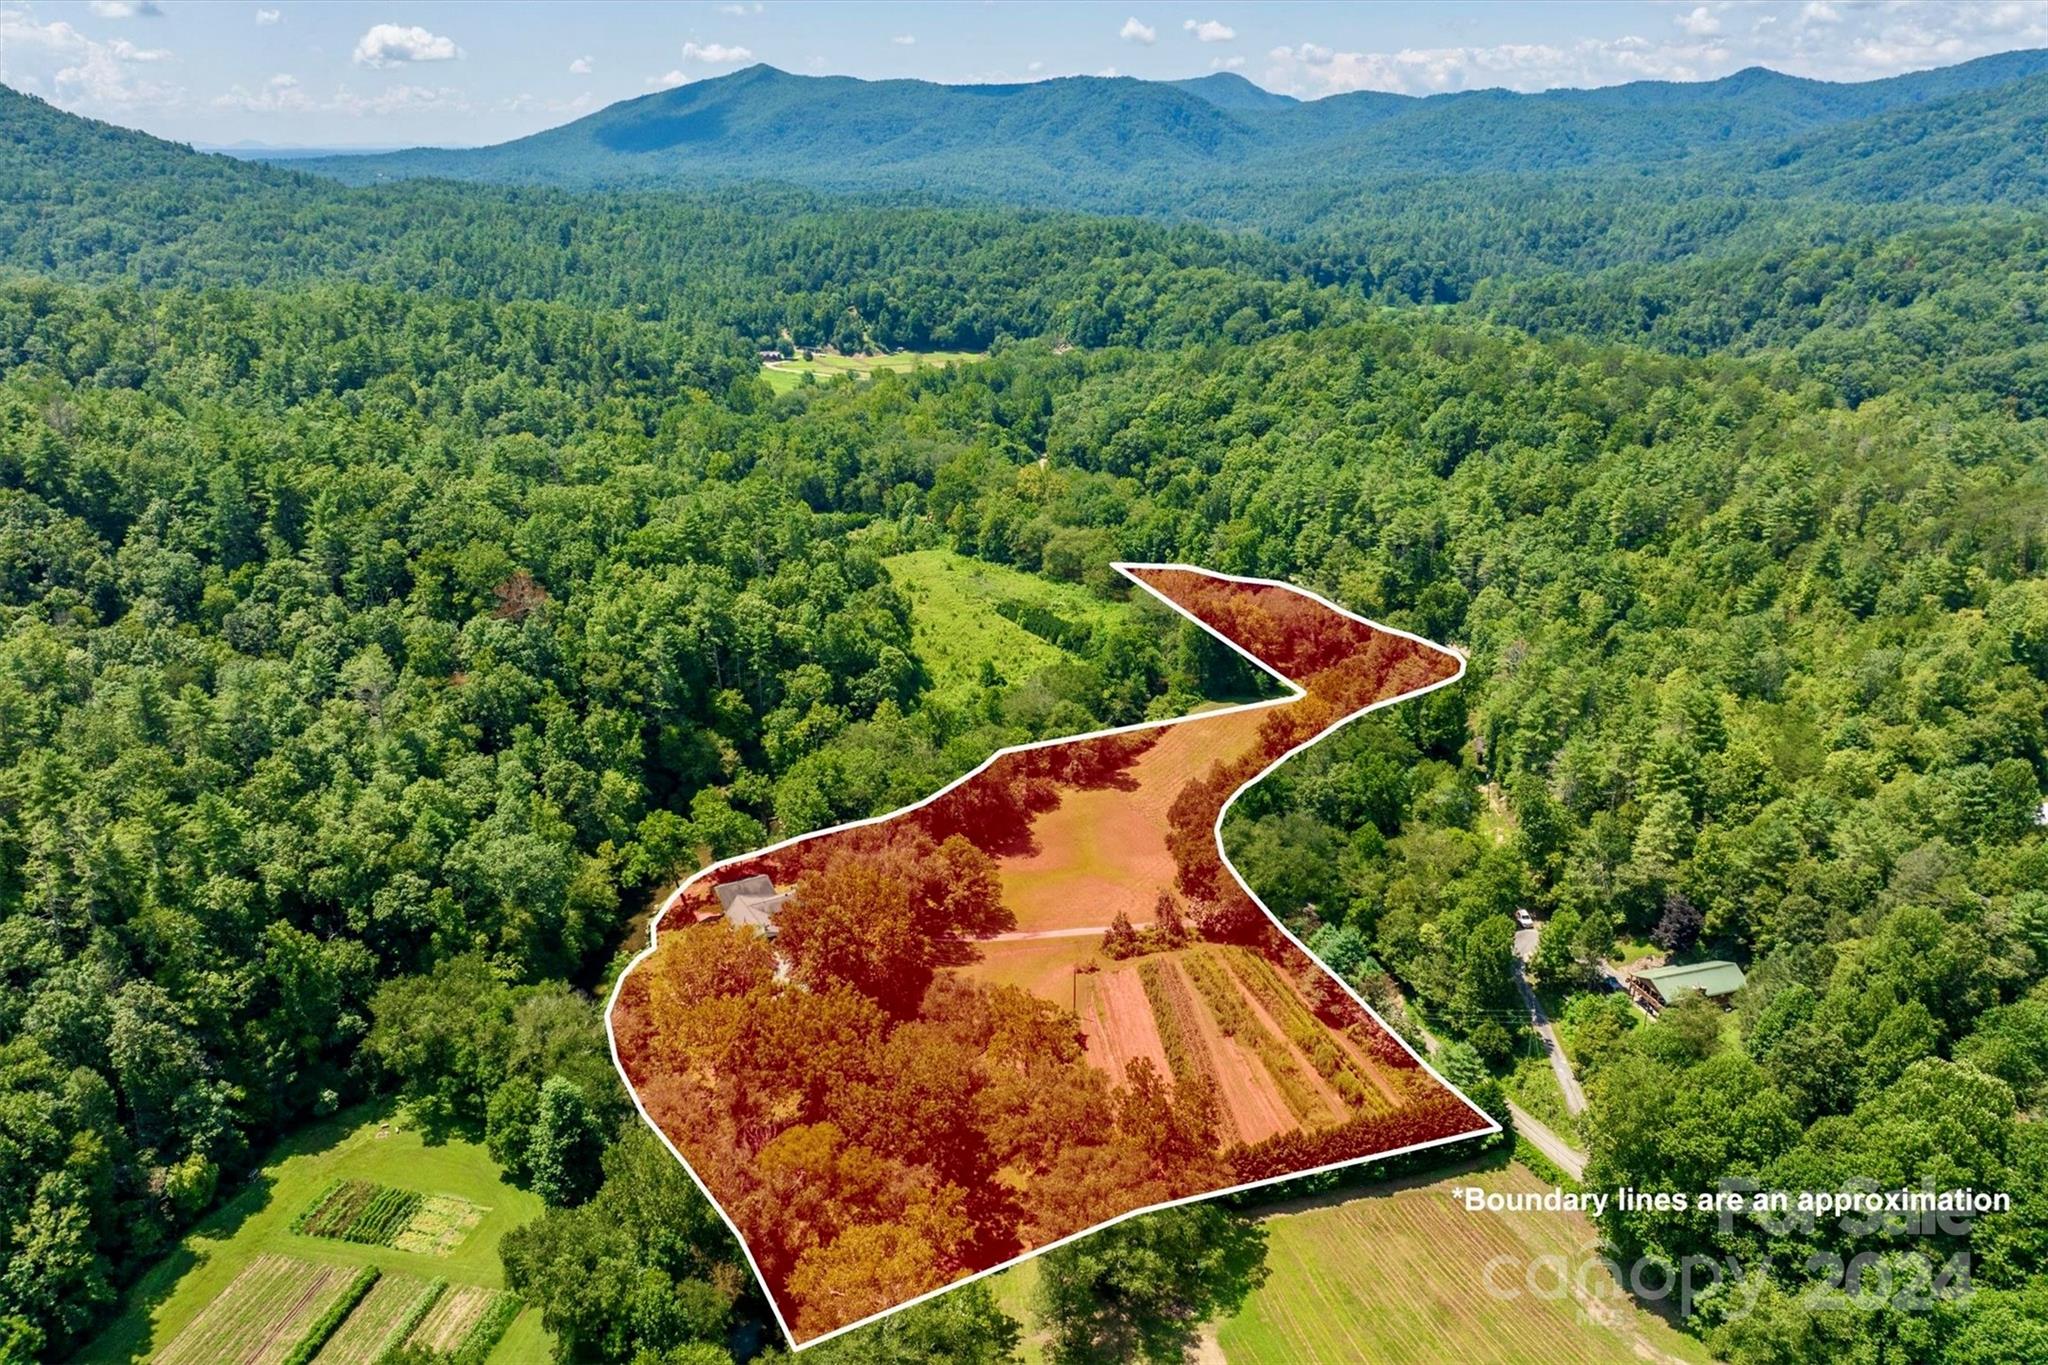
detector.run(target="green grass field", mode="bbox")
[1215,1162,1715,1365]
[988,1158,1709,1365]
[989,1259,1048,1364]
[882,549,1134,706]
[761,349,983,392]
[79,1105,551,1365]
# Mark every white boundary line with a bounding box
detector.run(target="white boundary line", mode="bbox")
[603,562,1502,1351]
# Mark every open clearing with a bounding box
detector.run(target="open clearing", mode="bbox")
[1216,1162,1716,1365]
[761,348,983,392]
[957,931,1105,1001]
[78,1105,547,1365]
[883,548,1139,707]
[997,703,1275,931]
[614,565,1489,1341]
[996,1160,1712,1365]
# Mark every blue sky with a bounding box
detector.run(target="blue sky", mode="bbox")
[3,1,2045,148]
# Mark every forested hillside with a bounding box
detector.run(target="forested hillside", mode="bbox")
[303,53,2048,206]
[2,48,2046,1365]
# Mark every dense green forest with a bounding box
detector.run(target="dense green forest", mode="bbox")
[2,49,2047,1365]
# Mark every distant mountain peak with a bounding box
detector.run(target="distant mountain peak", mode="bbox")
[1167,71,1299,111]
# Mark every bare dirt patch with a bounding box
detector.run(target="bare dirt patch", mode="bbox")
[1079,964,1172,1083]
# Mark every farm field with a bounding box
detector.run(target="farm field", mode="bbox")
[882,548,1146,707]
[759,347,983,391]
[1215,1161,1716,1365]
[150,1253,361,1365]
[78,1106,549,1365]
[310,1271,439,1365]
[406,1284,520,1356]
[992,1159,1711,1365]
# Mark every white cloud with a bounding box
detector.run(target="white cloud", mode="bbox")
[680,41,753,63]
[88,1,161,17]
[352,23,460,68]
[1674,6,1721,37]
[1097,65,1121,77]
[717,2,762,12]
[109,38,170,62]
[648,69,687,88]
[1027,59,1044,72]
[1252,1,2048,98]
[331,82,468,116]
[213,72,311,112]
[1119,17,1156,44]
[1210,54,1245,70]
[212,72,471,117]
[569,55,593,74]
[502,90,597,116]
[1185,18,1236,43]
[891,34,915,46]
[255,8,280,25]
[0,9,176,109]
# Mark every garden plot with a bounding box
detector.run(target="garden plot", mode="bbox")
[406,1284,520,1358]
[310,1273,443,1365]
[153,1253,356,1365]
[294,1179,487,1255]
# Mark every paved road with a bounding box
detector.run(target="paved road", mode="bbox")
[1512,925,1588,1116]
[1508,1100,1588,1182]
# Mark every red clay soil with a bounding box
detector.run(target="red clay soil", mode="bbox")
[608,564,1494,1346]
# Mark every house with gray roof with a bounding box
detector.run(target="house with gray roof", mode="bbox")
[714,874,790,938]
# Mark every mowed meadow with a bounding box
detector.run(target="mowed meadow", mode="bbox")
[759,348,985,392]
[78,1106,546,1365]
[988,1157,1714,1364]
[1217,1162,1716,1365]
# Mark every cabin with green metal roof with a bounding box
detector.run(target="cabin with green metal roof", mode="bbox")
[1628,960,1746,1014]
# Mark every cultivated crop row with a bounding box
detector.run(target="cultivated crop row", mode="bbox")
[1182,950,1328,1126]
[1223,948,1391,1115]
[155,1253,358,1365]
[406,1283,520,1363]
[1135,958,1240,1144]
[309,1272,445,1365]
[294,1179,425,1246]
[280,1265,379,1365]
[389,1194,485,1256]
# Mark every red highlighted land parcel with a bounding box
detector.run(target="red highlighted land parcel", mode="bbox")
[606,564,1498,1347]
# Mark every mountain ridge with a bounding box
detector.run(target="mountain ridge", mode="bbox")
[292,49,2048,200]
